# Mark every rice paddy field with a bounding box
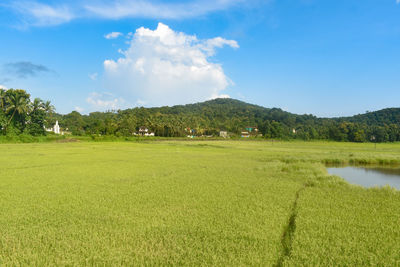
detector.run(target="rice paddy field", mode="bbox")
[0,140,399,265]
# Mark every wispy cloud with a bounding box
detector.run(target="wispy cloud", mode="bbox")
[74,106,84,113]
[104,32,123,39]
[0,78,11,84]
[85,0,246,20]
[86,92,125,111]
[7,1,74,27]
[4,0,256,27]
[89,72,98,81]
[4,61,51,78]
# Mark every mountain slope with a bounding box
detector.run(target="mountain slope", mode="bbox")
[338,108,400,126]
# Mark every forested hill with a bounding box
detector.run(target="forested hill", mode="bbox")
[336,108,400,126]
[137,98,308,125]
[54,98,400,142]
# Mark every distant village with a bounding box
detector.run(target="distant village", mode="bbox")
[46,121,263,138]
[184,126,262,138]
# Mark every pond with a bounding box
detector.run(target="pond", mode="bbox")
[327,166,400,190]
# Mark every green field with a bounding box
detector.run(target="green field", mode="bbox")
[0,140,399,265]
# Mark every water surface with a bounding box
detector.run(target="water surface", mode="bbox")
[327,166,400,190]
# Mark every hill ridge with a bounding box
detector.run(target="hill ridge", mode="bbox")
[56,98,400,142]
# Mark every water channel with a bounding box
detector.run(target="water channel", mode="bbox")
[327,166,400,190]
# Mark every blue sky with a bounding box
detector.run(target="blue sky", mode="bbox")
[0,0,399,117]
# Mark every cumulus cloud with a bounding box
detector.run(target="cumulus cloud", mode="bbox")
[86,92,125,111]
[4,61,51,78]
[0,85,7,90]
[103,23,238,106]
[104,32,123,39]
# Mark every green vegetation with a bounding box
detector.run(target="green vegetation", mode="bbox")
[0,140,399,265]
[2,88,400,143]
[56,98,400,142]
[0,88,54,136]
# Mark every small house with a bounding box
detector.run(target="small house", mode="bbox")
[186,128,196,138]
[241,131,250,138]
[245,126,258,133]
[138,126,149,136]
[137,126,155,137]
[220,131,228,138]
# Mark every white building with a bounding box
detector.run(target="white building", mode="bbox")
[46,121,61,134]
[54,121,60,134]
[220,131,228,138]
[135,126,155,137]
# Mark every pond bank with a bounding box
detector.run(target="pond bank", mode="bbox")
[327,165,400,190]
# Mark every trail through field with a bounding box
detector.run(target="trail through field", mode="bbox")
[275,183,310,266]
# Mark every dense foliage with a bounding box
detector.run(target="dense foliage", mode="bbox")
[0,88,54,136]
[2,88,399,142]
[55,98,400,142]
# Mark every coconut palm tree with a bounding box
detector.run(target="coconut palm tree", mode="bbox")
[0,89,5,112]
[43,100,55,114]
[31,98,44,112]
[5,92,30,131]
[41,100,55,128]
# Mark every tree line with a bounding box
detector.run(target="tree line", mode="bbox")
[56,98,400,142]
[2,89,400,143]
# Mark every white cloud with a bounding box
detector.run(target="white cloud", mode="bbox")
[6,0,259,27]
[104,32,123,39]
[135,99,146,106]
[89,72,98,81]
[75,106,84,113]
[0,85,7,90]
[211,94,231,99]
[86,92,125,111]
[9,1,74,27]
[85,0,246,20]
[103,23,238,106]
[202,37,239,56]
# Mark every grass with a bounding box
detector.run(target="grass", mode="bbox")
[0,140,399,265]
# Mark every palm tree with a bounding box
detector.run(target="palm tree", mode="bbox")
[31,98,44,112]
[5,92,30,131]
[43,100,55,114]
[42,100,55,128]
[0,89,5,112]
